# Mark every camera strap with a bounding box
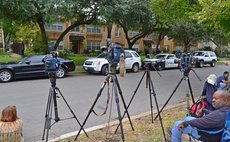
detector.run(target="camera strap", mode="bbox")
[92,81,111,116]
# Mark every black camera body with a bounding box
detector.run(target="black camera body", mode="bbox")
[179,53,193,76]
[44,52,60,73]
[104,43,124,64]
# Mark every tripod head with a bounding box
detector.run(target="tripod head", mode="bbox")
[179,53,193,77]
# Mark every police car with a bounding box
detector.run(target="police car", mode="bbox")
[142,53,180,71]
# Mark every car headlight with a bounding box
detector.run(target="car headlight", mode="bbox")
[93,61,101,66]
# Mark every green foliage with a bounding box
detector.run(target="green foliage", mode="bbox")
[203,46,213,51]
[0,54,21,63]
[196,0,230,34]
[58,49,75,58]
[168,20,205,52]
[68,56,88,66]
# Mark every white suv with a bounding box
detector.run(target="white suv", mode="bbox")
[192,51,217,67]
[83,50,141,75]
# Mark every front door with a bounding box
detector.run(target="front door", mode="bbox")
[72,40,80,54]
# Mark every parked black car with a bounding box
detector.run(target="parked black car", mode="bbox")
[0,55,75,82]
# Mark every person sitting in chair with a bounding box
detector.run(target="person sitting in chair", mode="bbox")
[171,90,230,142]
[202,74,217,110]
[217,71,230,90]
[0,106,24,142]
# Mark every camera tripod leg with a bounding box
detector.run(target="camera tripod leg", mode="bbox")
[42,87,54,141]
[147,71,154,123]
[53,88,60,122]
[55,87,88,137]
[187,77,195,104]
[113,77,125,142]
[148,71,167,142]
[154,77,184,120]
[74,76,109,141]
[113,75,134,130]
[114,71,147,133]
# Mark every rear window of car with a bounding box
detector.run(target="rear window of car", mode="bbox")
[209,52,216,57]
[125,52,132,58]
[193,52,204,56]
[155,54,166,59]
[132,52,140,57]
[97,53,106,58]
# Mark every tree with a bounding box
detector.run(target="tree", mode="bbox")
[150,0,201,53]
[196,0,230,34]
[0,0,100,52]
[168,20,205,53]
[100,0,157,49]
[203,29,229,57]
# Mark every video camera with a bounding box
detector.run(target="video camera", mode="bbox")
[179,53,193,76]
[44,51,60,73]
[103,42,124,64]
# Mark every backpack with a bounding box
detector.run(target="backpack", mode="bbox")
[190,96,207,117]
[221,112,230,142]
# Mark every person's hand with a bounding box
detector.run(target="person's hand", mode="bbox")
[178,123,184,131]
[196,108,203,117]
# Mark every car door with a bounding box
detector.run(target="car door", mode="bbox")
[16,55,46,77]
[124,51,133,69]
[165,55,175,68]
[204,52,211,63]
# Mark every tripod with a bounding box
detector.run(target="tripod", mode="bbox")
[114,65,167,142]
[74,65,134,142]
[154,68,202,120]
[42,73,88,142]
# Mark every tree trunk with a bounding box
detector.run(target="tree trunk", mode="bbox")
[33,1,49,53]
[53,14,97,51]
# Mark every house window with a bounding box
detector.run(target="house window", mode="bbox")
[115,28,121,37]
[128,31,139,38]
[132,44,140,51]
[48,40,64,51]
[87,41,101,51]
[87,25,101,34]
[70,26,80,32]
[45,23,63,31]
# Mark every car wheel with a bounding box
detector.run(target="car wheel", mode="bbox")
[101,65,109,75]
[210,60,216,67]
[56,67,66,78]
[199,60,204,68]
[0,69,13,82]
[156,63,163,71]
[132,63,139,73]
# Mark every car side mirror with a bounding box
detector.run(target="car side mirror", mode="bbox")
[204,55,209,57]
[25,61,31,64]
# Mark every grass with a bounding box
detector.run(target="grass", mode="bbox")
[68,56,89,66]
[75,66,85,73]
[0,54,21,63]
[54,102,189,142]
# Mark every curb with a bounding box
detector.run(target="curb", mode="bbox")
[48,101,187,142]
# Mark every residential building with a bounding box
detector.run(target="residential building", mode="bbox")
[45,22,183,54]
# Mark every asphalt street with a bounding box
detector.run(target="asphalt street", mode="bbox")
[0,64,228,141]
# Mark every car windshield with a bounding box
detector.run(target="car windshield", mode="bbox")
[97,53,106,58]
[155,54,166,59]
[192,52,204,56]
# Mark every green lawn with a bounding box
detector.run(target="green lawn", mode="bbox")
[0,55,21,63]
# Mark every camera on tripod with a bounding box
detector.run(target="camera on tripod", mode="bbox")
[103,42,124,64]
[179,53,193,76]
[43,51,60,73]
